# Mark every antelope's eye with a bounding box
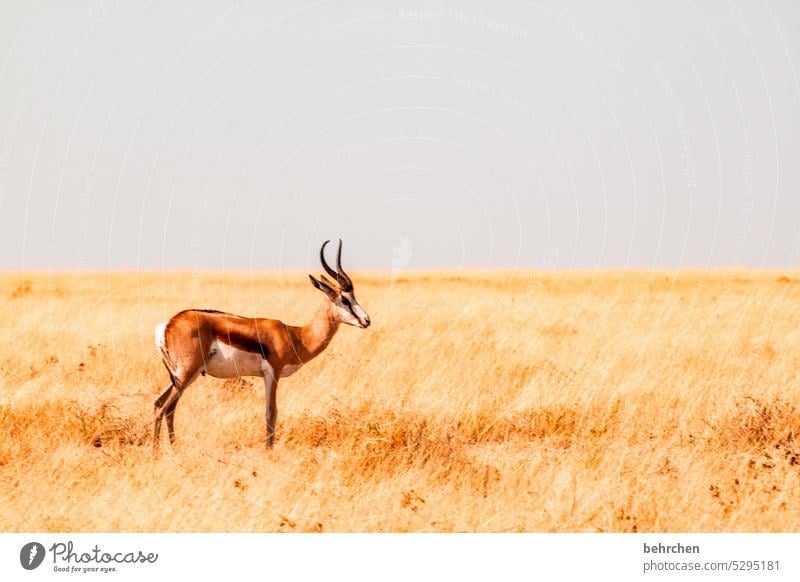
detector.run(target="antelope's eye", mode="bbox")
[341,297,351,307]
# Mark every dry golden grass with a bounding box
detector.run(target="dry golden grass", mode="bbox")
[2,270,800,532]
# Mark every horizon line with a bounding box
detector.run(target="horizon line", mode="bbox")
[2,266,800,275]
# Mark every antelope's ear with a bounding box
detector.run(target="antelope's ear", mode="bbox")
[308,274,337,301]
[319,273,339,289]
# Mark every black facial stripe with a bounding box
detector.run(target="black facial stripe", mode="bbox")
[339,294,362,322]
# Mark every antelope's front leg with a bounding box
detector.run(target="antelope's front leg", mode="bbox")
[263,371,278,448]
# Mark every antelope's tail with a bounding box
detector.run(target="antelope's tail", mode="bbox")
[154,322,177,386]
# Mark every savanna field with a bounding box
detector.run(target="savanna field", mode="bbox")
[1,270,800,532]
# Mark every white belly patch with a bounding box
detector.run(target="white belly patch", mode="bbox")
[205,340,268,378]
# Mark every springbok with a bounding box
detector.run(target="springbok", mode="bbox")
[153,240,370,451]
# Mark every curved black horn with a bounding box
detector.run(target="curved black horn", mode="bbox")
[335,239,353,291]
[320,240,339,281]
[320,240,351,290]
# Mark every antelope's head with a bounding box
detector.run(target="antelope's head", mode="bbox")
[309,239,371,328]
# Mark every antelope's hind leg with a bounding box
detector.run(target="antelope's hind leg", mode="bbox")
[153,384,176,453]
[153,368,201,452]
[163,387,183,445]
[263,368,278,449]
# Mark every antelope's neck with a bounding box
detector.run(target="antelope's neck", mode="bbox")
[295,302,340,361]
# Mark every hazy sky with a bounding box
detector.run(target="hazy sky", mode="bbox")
[1,0,799,271]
